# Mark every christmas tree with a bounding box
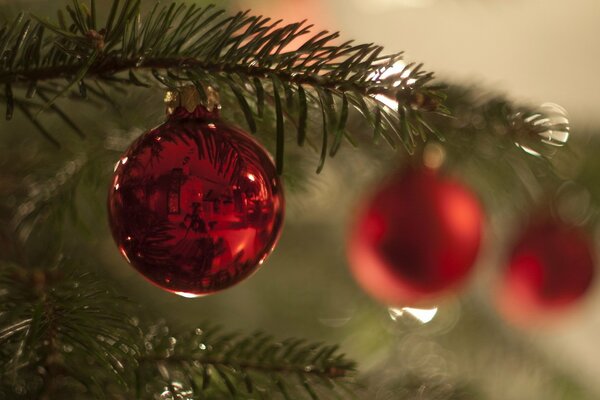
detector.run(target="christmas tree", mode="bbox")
[1,1,598,399]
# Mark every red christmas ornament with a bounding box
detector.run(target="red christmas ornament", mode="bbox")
[496,217,595,325]
[347,167,483,306]
[108,103,284,297]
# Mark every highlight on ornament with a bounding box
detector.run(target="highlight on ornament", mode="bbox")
[108,86,284,297]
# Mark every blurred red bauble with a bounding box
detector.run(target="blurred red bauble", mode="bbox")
[108,106,284,297]
[347,167,483,306]
[496,217,595,325]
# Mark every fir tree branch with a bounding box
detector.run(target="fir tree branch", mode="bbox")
[0,1,446,172]
[435,86,573,193]
[0,263,139,399]
[138,326,355,399]
[0,262,356,399]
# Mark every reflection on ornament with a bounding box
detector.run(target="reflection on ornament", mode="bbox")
[108,106,284,297]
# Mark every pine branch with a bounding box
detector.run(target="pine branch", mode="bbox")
[435,86,574,209]
[0,2,592,399]
[0,1,446,173]
[0,262,356,399]
[0,262,139,399]
[139,325,355,399]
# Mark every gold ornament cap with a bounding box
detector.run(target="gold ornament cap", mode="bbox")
[164,84,220,116]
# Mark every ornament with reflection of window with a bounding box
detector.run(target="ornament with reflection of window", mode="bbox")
[108,103,284,297]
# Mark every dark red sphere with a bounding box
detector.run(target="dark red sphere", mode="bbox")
[496,218,595,325]
[347,167,483,306]
[108,106,284,297]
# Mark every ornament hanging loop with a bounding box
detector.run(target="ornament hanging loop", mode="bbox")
[164,84,221,116]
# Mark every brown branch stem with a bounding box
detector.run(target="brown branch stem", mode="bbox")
[140,354,352,379]
[0,56,433,110]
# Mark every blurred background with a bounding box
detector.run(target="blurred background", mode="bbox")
[227,1,600,398]
[3,0,600,399]
[242,0,600,128]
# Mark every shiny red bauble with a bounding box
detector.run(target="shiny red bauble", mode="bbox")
[108,106,284,297]
[347,167,484,306]
[496,217,595,325]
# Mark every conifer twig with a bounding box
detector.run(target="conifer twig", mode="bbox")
[0,0,446,172]
[0,264,356,399]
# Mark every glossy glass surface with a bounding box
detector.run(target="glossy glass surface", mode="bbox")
[497,218,595,325]
[108,107,284,296]
[348,167,483,306]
